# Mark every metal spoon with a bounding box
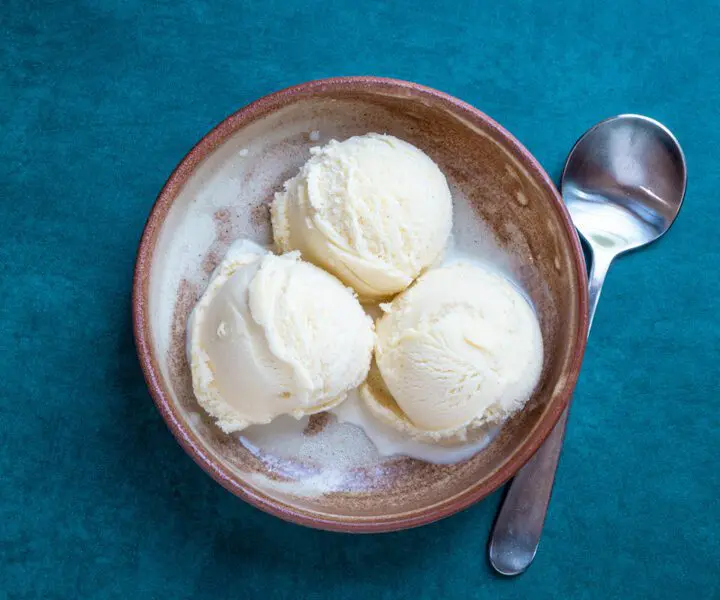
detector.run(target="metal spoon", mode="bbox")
[488,114,687,576]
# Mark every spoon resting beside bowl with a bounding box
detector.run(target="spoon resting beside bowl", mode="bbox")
[489,114,687,576]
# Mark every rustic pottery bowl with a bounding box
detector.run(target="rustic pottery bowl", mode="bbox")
[133,77,588,532]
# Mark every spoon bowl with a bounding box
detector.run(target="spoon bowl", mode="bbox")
[562,114,687,255]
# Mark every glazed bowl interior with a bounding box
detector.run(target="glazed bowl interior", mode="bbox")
[133,77,587,532]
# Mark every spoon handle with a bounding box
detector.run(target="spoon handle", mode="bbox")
[488,250,612,576]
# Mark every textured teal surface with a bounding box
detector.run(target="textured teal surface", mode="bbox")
[2,1,719,598]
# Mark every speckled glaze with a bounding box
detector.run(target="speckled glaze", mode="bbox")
[132,77,588,533]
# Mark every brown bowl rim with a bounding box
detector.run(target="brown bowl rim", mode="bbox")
[132,76,589,533]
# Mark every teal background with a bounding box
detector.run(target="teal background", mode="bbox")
[2,0,719,597]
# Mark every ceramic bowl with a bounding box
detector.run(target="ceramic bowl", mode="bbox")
[133,77,588,532]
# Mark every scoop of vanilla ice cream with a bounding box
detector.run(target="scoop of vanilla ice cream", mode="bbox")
[188,241,374,433]
[271,133,453,300]
[361,263,543,443]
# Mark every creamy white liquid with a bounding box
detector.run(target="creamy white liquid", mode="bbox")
[239,393,497,495]
[331,391,498,463]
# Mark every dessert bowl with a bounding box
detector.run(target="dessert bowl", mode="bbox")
[132,77,588,532]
